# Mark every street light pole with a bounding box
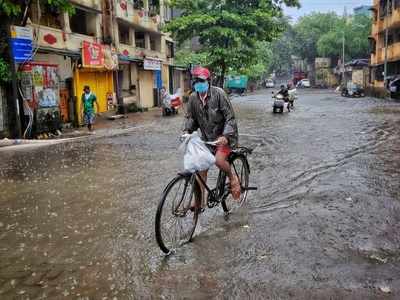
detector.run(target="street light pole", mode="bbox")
[342,30,345,85]
[384,0,389,85]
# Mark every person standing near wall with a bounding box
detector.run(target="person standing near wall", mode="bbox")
[80,85,99,132]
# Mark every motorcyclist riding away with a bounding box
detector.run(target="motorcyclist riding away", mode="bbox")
[277,84,291,112]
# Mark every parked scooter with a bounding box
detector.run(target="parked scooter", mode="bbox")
[161,87,182,116]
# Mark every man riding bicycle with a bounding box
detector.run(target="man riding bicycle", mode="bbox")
[184,66,241,204]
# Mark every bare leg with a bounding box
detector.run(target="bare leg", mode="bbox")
[215,152,241,200]
[195,170,208,208]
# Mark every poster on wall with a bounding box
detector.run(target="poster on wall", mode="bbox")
[82,41,105,68]
[39,88,58,108]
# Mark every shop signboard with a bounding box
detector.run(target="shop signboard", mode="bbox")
[82,41,105,68]
[10,26,33,63]
[144,59,161,71]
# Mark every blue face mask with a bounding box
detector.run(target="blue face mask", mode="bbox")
[194,81,209,93]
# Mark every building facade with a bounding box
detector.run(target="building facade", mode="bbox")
[370,0,400,94]
[6,0,183,137]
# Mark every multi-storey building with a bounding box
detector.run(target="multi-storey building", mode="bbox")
[370,0,400,93]
[110,0,184,108]
[10,0,183,134]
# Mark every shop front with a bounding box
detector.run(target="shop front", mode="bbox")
[138,58,163,108]
[74,41,118,125]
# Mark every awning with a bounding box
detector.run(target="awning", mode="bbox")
[118,54,143,63]
[172,65,187,71]
[37,47,81,58]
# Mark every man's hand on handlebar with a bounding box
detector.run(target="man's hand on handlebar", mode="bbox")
[216,136,228,146]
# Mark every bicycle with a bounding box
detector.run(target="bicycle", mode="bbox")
[155,145,257,254]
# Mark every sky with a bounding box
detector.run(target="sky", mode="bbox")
[285,0,373,21]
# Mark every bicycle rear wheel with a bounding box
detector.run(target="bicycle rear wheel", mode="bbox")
[222,155,250,213]
[155,175,200,254]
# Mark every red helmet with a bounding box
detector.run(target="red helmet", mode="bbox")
[192,66,211,80]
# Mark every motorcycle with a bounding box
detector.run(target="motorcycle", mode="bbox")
[272,92,285,113]
[272,88,297,113]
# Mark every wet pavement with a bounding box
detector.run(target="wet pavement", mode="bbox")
[1,89,400,299]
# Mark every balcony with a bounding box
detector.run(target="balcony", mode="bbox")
[375,42,400,64]
[115,0,160,32]
[28,24,98,53]
[71,0,102,11]
[118,45,165,61]
[376,8,400,33]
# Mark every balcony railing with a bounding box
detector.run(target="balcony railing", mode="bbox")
[28,24,99,53]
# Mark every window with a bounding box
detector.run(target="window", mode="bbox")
[166,41,174,58]
[369,38,376,54]
[380,0,393,19]
[149,34,161,51]
[135,32,145,48]
[29,3,62,29]
[388,34,394,46]
[69,8,98,36]
[149,0,160,16]
[119,23,130,45]
[133,0,144,10]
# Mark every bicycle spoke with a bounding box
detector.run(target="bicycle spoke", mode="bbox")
[155,175,199,253]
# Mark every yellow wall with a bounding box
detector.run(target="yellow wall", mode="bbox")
[75,69,114,124]
[162,64,170,90]
[139,70,154,108]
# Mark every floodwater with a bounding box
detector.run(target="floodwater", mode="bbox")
[1,90,400,299]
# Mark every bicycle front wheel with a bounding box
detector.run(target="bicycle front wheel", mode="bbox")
[222,155,250,213]
[155,174,200,254]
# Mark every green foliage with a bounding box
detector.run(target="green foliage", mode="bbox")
[175,49,211,66]
[165,0,300,84]
[0,58,11,83]
[317,14,372,60]
[293,12,342,63]
[0,0,74,17]
[0,0,22,17]
[293,12,372,62]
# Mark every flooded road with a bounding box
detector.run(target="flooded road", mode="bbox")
[1,90,400,299]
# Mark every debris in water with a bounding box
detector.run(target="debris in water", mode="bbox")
[369,254,388,264]
[379,285,391,293]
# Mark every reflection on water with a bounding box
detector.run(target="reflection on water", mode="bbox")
[1,91,400,298]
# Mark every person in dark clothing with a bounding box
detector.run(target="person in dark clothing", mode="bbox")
[277,84,290,112]
[184,66,241,203]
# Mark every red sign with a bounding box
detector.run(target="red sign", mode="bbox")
[82,41,105,68]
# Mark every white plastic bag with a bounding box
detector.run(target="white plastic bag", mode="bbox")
[182,132,216,173]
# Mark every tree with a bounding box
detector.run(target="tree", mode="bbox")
[165,0,300,86]
[317,14,372,61]
[293,12,342,63]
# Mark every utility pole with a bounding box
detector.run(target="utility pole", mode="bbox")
[384,0,389,85]
[342,30,345,85]
[342,6,347,86]
[8,25,22,138]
